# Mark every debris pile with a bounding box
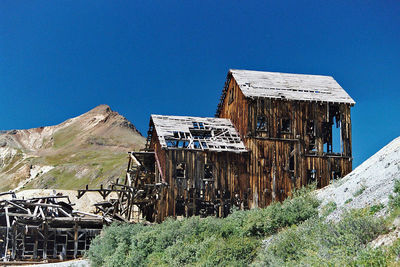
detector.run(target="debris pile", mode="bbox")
[0,191,104,261]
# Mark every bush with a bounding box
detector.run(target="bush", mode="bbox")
[87,185,319,267]
[254,209,387,266]
[389,180,400,210]
[321,201,337,217]
[369,203,384,215]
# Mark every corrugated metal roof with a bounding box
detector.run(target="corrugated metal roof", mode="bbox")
[151,115,247,153]
[230,69,355,104]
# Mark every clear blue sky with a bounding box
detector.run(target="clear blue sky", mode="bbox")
[1,1,399,167]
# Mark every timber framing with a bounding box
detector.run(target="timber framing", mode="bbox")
[0,193,103,261]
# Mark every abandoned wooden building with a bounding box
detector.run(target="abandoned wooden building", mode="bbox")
[142,115,248,222]
[216,69,355,207]
[140,70,355,221]
[81,69,355,223]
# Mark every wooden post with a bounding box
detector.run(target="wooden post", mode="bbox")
[42,222,48,260]
[33,228,38,259]
[11,222,17,260]
[73,223,78,259]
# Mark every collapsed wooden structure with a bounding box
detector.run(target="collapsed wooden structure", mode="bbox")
[0,191,103,261]
[79,69,355,223]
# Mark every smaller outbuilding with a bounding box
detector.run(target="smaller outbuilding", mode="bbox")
[144,115,248,222]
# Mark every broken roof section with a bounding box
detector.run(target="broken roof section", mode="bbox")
[151,115,247,153]
[230,69,355,104]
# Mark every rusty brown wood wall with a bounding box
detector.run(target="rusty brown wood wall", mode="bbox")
[218,76,353,209]
[152,149,248,222]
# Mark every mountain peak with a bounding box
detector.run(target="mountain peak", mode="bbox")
[0,104,146,191]
[87,104,112,115]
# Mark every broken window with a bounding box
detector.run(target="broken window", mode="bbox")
[256,115,268,131]
[322,122,333,153]
[281,118,291,133]
[331,119,341,153]
[176,163,186,179]
[323,119,341,154]
[166,140,189,148]
[289,154,294,172]
[332,170,341,180]
[307,169,317,184]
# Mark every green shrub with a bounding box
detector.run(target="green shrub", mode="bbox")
[345,198,353,204]
[254,210,387,266]
[350,247,388,267]
[369,203,384,215]
[321,201,337,217]
[389,180,400,210]
[87,185,319,266]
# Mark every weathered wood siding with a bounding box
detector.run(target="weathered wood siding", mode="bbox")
[218,75,249,140]
[151,148,248,222]
[218,77,353,208]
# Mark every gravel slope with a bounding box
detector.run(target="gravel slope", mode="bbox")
[316,136,400,221]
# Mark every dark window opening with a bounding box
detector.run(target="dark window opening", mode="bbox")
[332,170,341,180]
[204,163,214,181]
[281,118,291,133]
[307,169,317,184]
[323,142,332,153]
[322,122,333,153]
[176,163,186,179]
[306,120,315,135]
[256,115,268,131]
[228,86,235,104]
[289,155,294,171]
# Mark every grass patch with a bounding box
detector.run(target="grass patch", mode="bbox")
[53,127,79,148]
[353,183,367,197]
[369,203,384,215]
[345,198,353,204]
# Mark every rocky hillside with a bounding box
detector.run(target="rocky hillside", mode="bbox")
[0,105,146,191]
[317,136,400,220]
